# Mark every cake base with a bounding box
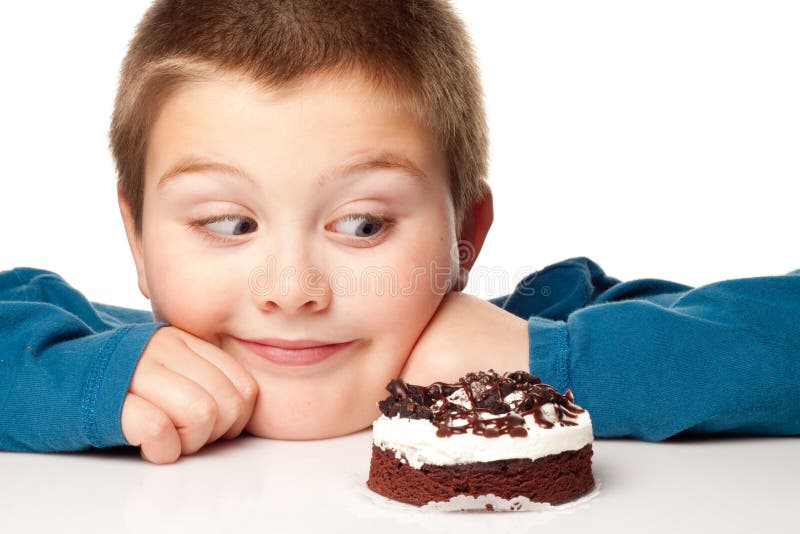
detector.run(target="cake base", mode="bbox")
[367,443,594,507]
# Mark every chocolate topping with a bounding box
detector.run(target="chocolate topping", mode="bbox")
[376,369,585,438]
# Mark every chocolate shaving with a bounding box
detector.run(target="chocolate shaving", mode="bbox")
[376,369,585,439]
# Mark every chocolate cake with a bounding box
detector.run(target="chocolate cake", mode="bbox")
[367,370,595,509]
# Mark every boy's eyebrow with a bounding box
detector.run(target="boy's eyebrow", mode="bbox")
[155,150,429,190]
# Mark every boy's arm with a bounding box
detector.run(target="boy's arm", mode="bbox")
[404,257,800,441]
[520,259,800,441]
[0,267,166,452]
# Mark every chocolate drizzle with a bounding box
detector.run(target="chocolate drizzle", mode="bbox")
[377,370,586,439]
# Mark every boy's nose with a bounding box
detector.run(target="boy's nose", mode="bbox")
[248,254,332,315]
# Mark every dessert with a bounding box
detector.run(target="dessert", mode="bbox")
[367,369,594,509]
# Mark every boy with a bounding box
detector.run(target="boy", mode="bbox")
[1,0,798,465]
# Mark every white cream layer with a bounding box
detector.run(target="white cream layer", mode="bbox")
[371,402,593,469]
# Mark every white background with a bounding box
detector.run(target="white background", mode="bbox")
[1,0,797,310]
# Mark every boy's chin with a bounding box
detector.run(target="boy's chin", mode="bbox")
[244,401,380,441]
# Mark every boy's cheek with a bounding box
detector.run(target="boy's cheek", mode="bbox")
[237,314,443,440]
[242,365,387,440]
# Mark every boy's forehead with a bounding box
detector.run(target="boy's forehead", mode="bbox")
[144,70,446,193]
[145,69,444,185]
[169,68,410,119]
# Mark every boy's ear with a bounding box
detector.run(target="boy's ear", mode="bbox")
[452,181,493,292]
[117,186,151,300]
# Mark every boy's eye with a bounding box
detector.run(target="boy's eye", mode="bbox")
[331,213,396,243]
[190,212,395,245]
[196,214,258,237]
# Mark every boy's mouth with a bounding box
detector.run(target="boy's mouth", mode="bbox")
[232,337,357,366]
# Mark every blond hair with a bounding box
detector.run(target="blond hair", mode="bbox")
[109,0,489,238]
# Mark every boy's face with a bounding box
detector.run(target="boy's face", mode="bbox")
[120,69,460,439]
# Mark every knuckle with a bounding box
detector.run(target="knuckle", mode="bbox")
[238,377,259,403]
[144,413,174,441]
[187,396,218,424]
[230,392,246,414]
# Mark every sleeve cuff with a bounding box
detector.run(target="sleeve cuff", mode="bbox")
[84,322,168,448]
[527,316,570,394]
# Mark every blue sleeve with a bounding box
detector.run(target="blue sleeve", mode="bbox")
[488,257,800,441]
[0,267,168,452]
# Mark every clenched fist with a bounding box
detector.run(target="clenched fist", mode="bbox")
[121,326,259,464]
[399,291,529,385]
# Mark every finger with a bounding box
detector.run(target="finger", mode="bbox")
[120,393,181,465]
[128,362,217,454]
[160,344,248,444]
[177,335,259,440]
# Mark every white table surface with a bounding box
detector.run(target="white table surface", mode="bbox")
[1,430,797,534]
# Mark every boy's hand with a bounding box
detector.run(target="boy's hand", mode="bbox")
[121,326,259,465]
[399,291,530,385]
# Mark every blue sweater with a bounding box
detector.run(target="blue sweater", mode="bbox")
[1,257,798,452]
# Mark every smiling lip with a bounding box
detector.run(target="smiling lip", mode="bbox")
[234,337,356,366]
